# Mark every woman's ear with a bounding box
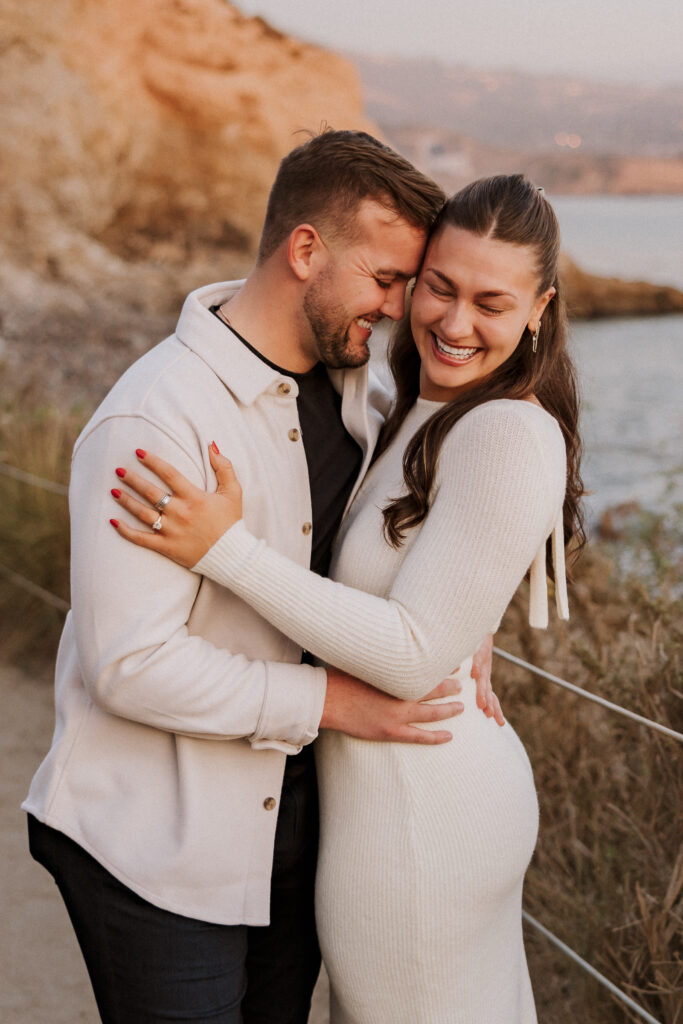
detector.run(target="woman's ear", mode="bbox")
[528,286,556,334]
[287,224,326,281]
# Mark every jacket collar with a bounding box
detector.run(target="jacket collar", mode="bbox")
[175,281,284,406]
[174,280,373,412]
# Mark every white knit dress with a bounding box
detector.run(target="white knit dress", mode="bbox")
[197,398,569,1024]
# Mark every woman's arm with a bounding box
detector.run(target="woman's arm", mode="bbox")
[114,404,565,700]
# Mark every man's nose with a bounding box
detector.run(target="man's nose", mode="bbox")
[380,282,409,322]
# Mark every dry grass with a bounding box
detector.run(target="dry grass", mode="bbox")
[0,406,82,662]
[1,405,681,1022]
[499,538,682,1023]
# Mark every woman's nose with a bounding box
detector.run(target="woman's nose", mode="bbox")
[441,300,473,339]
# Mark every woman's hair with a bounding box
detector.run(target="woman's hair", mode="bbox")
[378,174,585,575]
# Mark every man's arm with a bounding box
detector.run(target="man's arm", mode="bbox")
[323,669,464,745]
[71,417,326,751]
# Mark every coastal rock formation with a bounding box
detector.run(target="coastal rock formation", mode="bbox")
[0,0,374,400]
[560,255,683,318]
[0,0,373,300]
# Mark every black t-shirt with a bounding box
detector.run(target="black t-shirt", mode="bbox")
[210,307,363,577]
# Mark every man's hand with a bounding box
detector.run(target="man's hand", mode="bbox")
[321,669,464,745]
[471,635,505,726]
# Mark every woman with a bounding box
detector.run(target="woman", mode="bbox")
[111,175,583,1023]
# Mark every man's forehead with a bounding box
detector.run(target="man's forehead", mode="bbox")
[357,197,425,234]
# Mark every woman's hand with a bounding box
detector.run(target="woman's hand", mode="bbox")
[471,635,505,726]
[110,443,242,568]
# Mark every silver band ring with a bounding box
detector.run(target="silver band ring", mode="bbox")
[151,515,163,532]
[154,493,173,513]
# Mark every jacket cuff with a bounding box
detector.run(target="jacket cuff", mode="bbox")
[250,661,327,753]
[195,522,327,751]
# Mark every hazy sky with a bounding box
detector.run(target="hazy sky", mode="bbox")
[236,0,682,85]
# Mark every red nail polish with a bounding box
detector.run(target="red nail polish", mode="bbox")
[136,449,146,459]
[115,468,126,478]
[110,519,119,528]
[211,441,220,454]
[111,488,121,499]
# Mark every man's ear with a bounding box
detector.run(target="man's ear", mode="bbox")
[287,224,326,281]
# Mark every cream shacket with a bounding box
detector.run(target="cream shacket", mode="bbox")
[23,280,390,926]
[195,398,569,699]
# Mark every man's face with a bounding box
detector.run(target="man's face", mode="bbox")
[302,200,427,369]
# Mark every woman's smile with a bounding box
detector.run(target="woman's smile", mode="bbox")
[431,334,482,364]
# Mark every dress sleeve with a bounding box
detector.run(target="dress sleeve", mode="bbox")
[195,404,566,700]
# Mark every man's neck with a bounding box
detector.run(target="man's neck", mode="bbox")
[218,269,318,374]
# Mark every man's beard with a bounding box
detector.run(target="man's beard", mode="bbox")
[303,269,372,370]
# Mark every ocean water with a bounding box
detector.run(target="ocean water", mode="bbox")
[550,195,683,290]
[571,315,683,525]
[551,196,683,526]
[372,196,683,527]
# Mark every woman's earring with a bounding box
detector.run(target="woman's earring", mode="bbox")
[531,321,541,353]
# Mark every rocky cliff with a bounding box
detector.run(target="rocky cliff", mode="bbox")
[0,0,375,401]
[1,0,374,288]
[560,256,683,318]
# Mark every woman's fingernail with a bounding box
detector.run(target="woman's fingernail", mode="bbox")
[136,449,146,459]
[111,488,121,499]
[115,468,126,478]
[211,440,220,454]
[110,519,119,528]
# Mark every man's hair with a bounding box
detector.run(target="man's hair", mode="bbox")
[257,129,445,262]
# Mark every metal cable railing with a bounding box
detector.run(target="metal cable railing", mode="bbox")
[0,461,69,495]
[522,913,663,1024]
[0,562,70,612]
[0,458,677,1023]
[494,647,683,744]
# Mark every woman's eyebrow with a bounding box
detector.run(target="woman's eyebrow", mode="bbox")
[425,268,517,299]
[424,268,455,288]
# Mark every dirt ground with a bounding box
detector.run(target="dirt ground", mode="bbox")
[1,660,329,1024]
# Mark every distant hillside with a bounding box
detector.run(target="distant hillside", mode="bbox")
[352,56,683,195]
[353,56,683,157]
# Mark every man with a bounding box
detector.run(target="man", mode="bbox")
[24,130,494,1023]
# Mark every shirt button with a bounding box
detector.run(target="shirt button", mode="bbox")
[288,428,300,442]
[263,797,277,811]
[278,381,291,395]
[302,522,312,535]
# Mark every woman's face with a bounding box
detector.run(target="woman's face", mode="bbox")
[410,225,555,402]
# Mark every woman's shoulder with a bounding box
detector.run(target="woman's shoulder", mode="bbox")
[440,398,565,470]
[455,398,562,440]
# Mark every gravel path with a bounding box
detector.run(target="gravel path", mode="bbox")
[1,661,329,1023]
